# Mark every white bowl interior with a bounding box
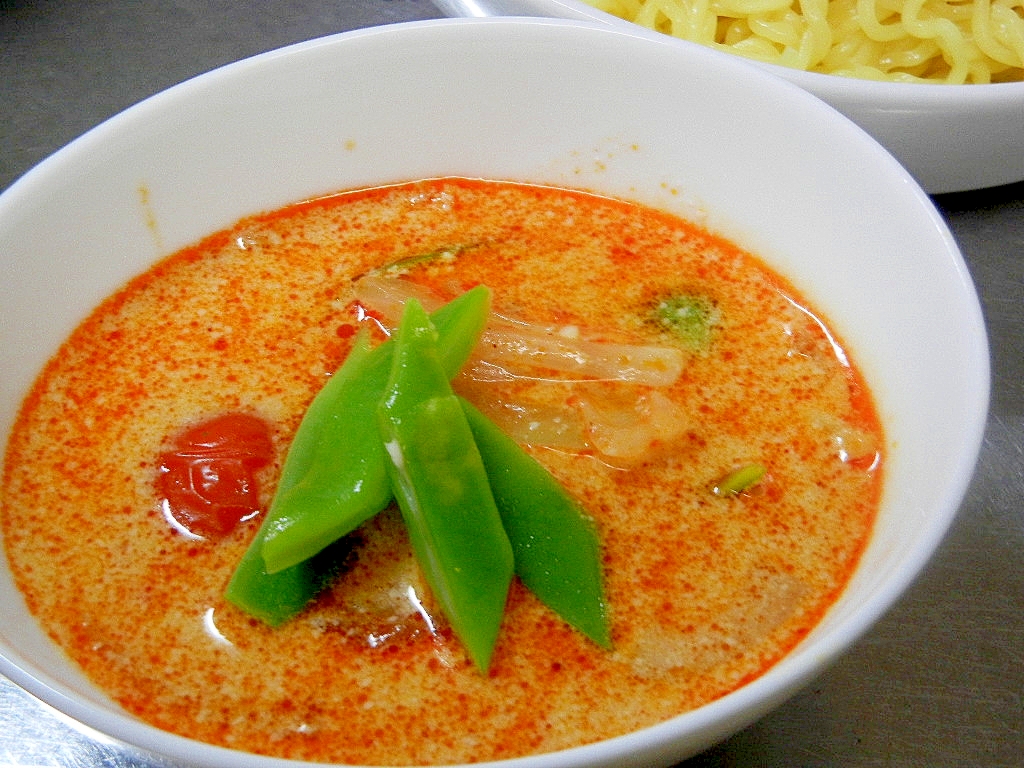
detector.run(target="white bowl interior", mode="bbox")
[434,0,1024,194]
[0,17,989,768]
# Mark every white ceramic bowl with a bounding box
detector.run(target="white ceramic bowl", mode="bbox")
[0,17,989,768]
[434,0,1024,194]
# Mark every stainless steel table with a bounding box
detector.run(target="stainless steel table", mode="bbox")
[2,2,1021,765]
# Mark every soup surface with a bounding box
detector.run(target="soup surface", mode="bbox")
[1,178,882,765]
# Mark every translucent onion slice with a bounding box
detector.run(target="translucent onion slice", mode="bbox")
[571,389,689,460]
[479,324,683,385]
[454,377,589,451]
[353,274,685,385]
[456,376,689,464]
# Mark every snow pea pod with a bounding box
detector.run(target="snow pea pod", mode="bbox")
[222,530,353,627]
[259,284,492,575]
[225,286,491,625]
[223,331,379,625]
[378,299,513,673]
[460,398,611,649]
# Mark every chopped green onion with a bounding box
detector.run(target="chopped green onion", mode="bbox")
[712,464,767,497]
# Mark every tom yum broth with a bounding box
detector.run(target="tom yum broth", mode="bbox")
[1,179,882,764]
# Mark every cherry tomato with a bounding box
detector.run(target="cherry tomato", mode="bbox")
[158,413,274,539]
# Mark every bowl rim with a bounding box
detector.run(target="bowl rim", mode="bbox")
[0,14,990,768]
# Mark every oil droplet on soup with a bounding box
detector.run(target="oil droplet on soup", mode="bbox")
[0,178,882,765]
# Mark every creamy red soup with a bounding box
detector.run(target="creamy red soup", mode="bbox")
[1,178,882,765]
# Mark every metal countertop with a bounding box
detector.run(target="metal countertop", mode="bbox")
[2,1,1022,766]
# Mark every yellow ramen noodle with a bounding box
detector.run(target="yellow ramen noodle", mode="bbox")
[586,0,1024,82]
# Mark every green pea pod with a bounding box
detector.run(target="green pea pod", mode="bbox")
[378,299,513,673]
[225,286,491,625]
[259,284,492,575]
[222,532,353,627]
[460,397,611,649]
